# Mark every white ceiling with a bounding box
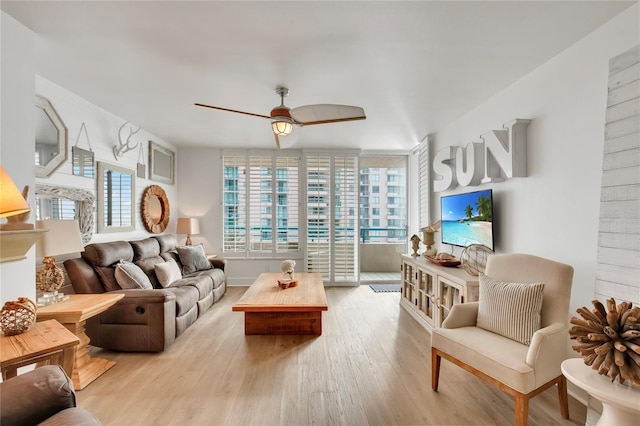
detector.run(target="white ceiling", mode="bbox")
[2,1,636,151]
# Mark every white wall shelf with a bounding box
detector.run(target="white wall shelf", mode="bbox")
[0,229,47,263]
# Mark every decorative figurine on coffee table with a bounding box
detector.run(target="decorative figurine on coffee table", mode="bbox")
[279,259,297,289]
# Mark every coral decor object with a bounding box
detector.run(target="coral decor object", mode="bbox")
[36,256,65,292]
[278,260,297,289]
[569,298,640,386]
[281,260,296,281]
[1,297,37,336]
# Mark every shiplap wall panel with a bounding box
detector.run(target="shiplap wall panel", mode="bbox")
[603,148,640,169]
[606,99,640,122]
[604,132,639,153]
[598,247,638,266]
[599,217,640,234]
[607,80,639,106]
[604,115,640,139]
[595,44,640,304]
[608,62,640,88]
[601,185,640,201]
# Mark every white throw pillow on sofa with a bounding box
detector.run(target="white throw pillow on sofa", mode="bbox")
[154,258,183,288]
[115,260,153,290]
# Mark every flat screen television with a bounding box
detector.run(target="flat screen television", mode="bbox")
[440,189,494,250]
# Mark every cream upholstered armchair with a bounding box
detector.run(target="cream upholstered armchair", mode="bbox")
[431,253,574,426]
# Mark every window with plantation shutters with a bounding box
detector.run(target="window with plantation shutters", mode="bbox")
[418,142,430,228]
[223,153,300,256]
[333,156,358,282]
[305,154,358,283]
[306,156,331,277]
[248,156,272,252]
[223,156,247,253]
[276,156,299,252]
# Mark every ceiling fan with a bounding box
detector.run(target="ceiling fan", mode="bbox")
[195,86,366,148]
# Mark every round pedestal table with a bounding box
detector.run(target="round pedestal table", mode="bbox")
[561,358,640,426]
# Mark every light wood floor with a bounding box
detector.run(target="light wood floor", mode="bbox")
[79,286,586,426]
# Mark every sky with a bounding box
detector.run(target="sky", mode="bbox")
[441,189,492,221]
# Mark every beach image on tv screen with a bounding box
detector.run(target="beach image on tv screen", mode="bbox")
[441,189,493,249]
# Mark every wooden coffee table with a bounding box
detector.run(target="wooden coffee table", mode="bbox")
[36,293,124,390]
[232,272,328,335]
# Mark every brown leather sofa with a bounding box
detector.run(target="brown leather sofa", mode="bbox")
[0,365,101,425]
[64,234,226,352]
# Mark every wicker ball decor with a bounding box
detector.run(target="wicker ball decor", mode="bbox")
[460,244,493,276]
[1,297,37,336]
[569,298,640,386]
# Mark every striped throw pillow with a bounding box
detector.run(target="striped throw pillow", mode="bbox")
[477,274,545,345]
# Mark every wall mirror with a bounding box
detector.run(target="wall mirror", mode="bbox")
[35,95,68,178]
[149,141,175,184]
[97,161,135,233]
[141,185,170,233]
[35,184,95,244]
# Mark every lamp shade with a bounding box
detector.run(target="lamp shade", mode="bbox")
[176,217,200,235]
[272,120,293,136]
[36,220,84,258]
[0,165,30,218]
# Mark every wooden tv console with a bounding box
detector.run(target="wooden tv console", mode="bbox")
[400,254,479,331]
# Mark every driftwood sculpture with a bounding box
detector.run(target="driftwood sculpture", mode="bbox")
[569,298,640,386]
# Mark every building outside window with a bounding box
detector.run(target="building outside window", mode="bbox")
[358,156,407,244]
[222,153,299,256]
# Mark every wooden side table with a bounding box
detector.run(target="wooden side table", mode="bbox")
[37,293,124,390]
[0,319,79,380]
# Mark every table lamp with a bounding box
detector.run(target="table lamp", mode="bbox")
[177,217,200,246]
[0,165,32,230]
[36,220,84,303]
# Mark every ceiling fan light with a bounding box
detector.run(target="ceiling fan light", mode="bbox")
[272,120,293,136]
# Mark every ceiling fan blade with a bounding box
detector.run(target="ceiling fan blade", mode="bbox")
[194,103,271,120]
[274,132,281,149]
[290,104,366,126]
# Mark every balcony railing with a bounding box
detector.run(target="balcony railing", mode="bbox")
[224,225,407,245]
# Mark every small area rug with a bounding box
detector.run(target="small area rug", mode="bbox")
[369,284,402,293]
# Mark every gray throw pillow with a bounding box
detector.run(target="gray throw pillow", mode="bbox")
[176,243,211,275]
[114,260,153,289]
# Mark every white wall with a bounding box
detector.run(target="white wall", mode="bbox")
[0,12,37,303]
[0,12,180,303]
[34,76,179,244]
[176,147,222,250]
[429,5,639,313]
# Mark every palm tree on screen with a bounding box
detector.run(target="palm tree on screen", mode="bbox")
[476,195,492,221]
[465,205,473,220]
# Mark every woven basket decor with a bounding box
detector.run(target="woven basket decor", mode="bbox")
[1,297,37,336]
